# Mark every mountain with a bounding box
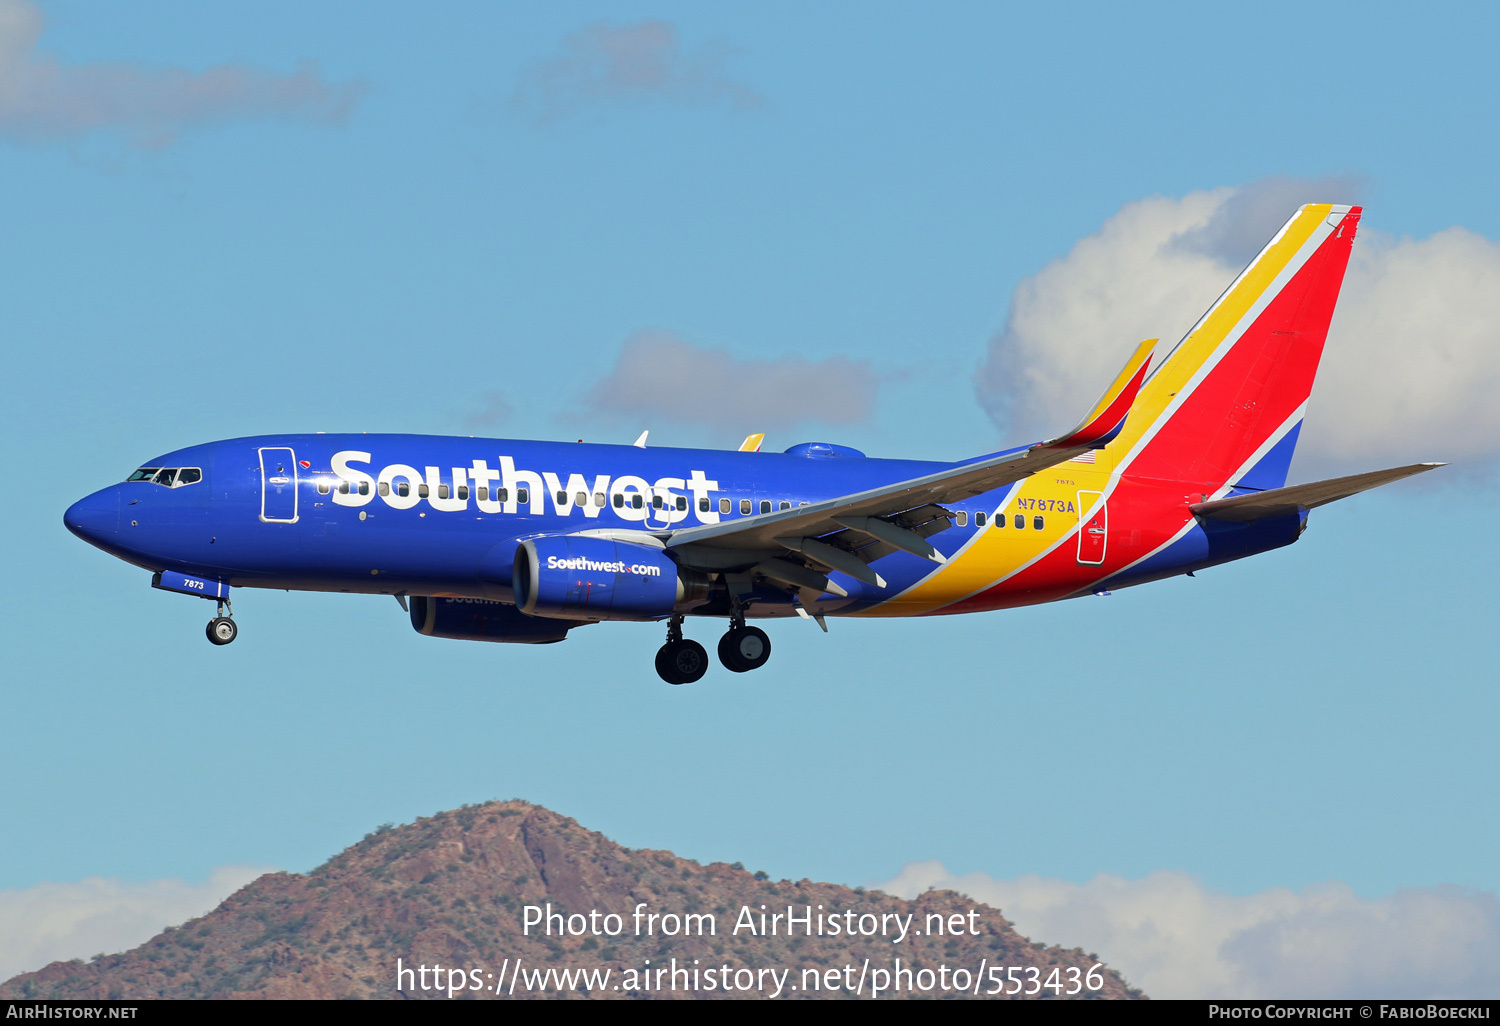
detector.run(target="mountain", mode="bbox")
[1,801,1143,1000]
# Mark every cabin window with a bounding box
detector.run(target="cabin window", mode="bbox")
[178,468,201,485]
[632,494,643,509]
[699,497,711,513]
[437,484,449,500]
[555,490,566,505]
[597,492,609,507]
[956,511,968,527]
[378,481,390,497]
[779,500,791,511]
[1033,515,1044,530]
[740,499,752,514]
[652,494,663,509]
[517,488,529,505]
[594,492,606,507]
[339,481,350,495]
[1014,514,1024,529]
[720,498,731,514]
[317,479,331,495]
[359,481,370,496]
[476,486,486,501]
[417,484,428,498]
[458,486,470,500]
[127,468,160,482]
[975,511,987,527]
[497,488,508,503]
[613,493,625,508]
[676,496,687,511]
[995,511,1005,527]
[759,500,771,514]
[399,482,411,498]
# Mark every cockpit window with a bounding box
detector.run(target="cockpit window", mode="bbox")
[127,467,202,487]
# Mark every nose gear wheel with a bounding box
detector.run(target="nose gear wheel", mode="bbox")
[206,616,238,646]
[205,599,237,646]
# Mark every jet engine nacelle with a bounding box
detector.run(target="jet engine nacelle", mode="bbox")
[409,595,578,644]
[514,534,709,620]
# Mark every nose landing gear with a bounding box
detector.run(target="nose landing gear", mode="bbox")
[206,599,237,646]
[655,615,708,685]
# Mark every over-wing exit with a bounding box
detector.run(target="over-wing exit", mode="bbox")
[65,205,1441,684]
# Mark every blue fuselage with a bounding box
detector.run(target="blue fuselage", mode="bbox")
[65,433,1008,617]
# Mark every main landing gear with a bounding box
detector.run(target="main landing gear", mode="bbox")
[718,614,771,673]
[655,616,708,685]
[206,599,237,646]
[653,612,773,684]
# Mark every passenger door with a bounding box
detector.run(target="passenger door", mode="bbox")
[1076,491,1106,565]
[259,447,299,523]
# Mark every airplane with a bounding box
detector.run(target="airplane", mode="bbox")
[64,203,1442,684]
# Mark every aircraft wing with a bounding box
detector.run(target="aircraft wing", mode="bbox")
[1191,462,1445,522]
[665,340,1155,583]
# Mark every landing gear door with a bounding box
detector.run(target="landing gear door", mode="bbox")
[259,447,299,523]
[1076,490,1106,565]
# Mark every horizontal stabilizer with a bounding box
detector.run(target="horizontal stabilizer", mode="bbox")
[1191,463,1445,522]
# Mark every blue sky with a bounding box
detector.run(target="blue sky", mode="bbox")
[3,1,1498,997]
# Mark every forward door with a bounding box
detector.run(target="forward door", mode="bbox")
[259,447,299,523]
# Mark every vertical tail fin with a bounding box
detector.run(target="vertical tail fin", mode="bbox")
[1106,203,1361,492]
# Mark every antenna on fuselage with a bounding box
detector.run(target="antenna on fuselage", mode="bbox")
[633,430,649,448]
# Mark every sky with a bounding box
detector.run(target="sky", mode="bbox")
[2,0,1498,999]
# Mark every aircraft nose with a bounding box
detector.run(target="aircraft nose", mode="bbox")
[64,485,121,546]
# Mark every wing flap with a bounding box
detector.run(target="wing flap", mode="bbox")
[1191,463,1444,522]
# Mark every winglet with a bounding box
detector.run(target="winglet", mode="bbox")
[633,430,649,448]
[739,433,765,452]
[1043,338,1156,450]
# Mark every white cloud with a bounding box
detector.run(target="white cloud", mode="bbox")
[463,391,513,432]
[0,0,362,146]
[513,20,760,124]
[0,866,270,982]
[585,330,878,438]
[1312,225,1500,468]
[976,179,1500,474]
[878,862,1500,999]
